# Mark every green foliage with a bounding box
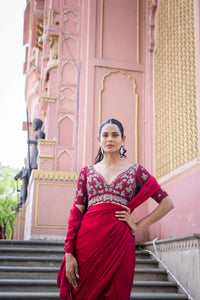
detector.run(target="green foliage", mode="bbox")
[0,163,20,239]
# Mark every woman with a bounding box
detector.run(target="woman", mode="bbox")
[57,118,174,300]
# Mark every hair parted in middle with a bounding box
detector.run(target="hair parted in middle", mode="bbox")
[94,118,127,164]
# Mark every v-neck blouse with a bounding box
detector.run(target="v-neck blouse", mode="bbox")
[74,164,168,208]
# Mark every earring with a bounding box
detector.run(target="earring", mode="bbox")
[100,145,104,156]
[120,143,124,157]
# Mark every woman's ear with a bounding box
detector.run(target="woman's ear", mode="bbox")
[123,136,126,142]
[98,136,101,143]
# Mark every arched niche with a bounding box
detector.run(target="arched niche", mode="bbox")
[61,61,77,84]
[99,70,139,162]
[56,150,72,171]
[63,10,79,33]
[62,37,78,59]
[59,87,76,113]
[58,115,75,148]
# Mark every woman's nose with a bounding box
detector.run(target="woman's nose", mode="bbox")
[107,134,113,141]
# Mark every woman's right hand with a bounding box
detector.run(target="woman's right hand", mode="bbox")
[65,253,79,289]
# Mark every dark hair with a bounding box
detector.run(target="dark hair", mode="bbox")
[94,119,127,164]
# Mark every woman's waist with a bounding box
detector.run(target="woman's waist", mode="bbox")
[78,203,132,242]
[88,194,128,208]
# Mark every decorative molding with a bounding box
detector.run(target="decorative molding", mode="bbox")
[62,36,78,59]
[56,149,73,171]
[38,155,54,159]
[63,9,79,34]
[38,139,55,145]
[137,0,140,63]
[99,70,139,163]
[47,59,59,68]
[35,182,76,229]
[59,86,76,111]
[100,0,104,58]
[32,169,79,181]
[61,60,77,83]
[148,0,159,51]
[50,9,60,26]
[57,114,75,147]
[40,96,56,109]
[158,160,200,185]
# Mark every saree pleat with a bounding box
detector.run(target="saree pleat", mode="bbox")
[72,203,135,300]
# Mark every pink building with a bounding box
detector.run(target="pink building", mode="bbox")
[14,1,200,297]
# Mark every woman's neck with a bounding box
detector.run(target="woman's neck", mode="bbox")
[101,153,122,167]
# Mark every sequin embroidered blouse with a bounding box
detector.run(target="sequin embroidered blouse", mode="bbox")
[74,164,168,208]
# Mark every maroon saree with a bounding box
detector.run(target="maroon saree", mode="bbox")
[57,176,161,300]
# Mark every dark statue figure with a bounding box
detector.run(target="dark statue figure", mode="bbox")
[28,118,45,169]
[14,118,45,211]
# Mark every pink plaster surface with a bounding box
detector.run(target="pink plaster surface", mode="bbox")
[148,166,200,241]
[26,178,76,238]
[20,0,200,242]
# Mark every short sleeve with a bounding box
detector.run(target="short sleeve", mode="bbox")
[74,166,88,206]
[136,164,168,203]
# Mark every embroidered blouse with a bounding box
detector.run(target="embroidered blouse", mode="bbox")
[74,164,168,208]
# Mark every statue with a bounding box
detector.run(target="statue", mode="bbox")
[14,167,29,211]
[14,118,45,211]
[28,118,45,169]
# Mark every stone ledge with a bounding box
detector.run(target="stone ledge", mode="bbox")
[31,170,79,181]
[139,233,200,251]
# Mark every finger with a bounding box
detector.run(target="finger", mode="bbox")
[66,269,78,289]
[115,212,129,217]
[74,262,80,278]
[70,272,78,289]
[125,206,131,214]
[115,210,128,214]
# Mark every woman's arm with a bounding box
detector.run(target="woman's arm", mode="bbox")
[75,204,86,215]
[64,204,85,289]
[135,196,174,232]
[115,196,174,233]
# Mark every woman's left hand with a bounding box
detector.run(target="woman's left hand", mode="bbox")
[115,208,138,234]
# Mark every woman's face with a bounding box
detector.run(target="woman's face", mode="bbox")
[98,123,125,155]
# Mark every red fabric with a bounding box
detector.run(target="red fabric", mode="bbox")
[72,203,135,300]
[64,204,83,255]
[57,204,83,299]
[57,175,162,300]
[127,175,161,212]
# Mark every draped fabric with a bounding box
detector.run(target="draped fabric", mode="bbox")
[57,175,161,300]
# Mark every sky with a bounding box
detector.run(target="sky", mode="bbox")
[0,0,27,170]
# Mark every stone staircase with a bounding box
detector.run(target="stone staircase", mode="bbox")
[0,240,189,300]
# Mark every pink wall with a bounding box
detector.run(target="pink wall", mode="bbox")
[19,0,200,242]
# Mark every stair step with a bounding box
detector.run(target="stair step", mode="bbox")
[135,258,159,268]
[0,256,62,267]
[132,280,177,293]
[0,292,60,299]
[0,266,59,279]
[130,292,188,299]
[0,241,189,300]
[0,247,64,257]
[0,279,59,292]
[134,268,168,281]
[0,240,64,247]
[135,250,151,259]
